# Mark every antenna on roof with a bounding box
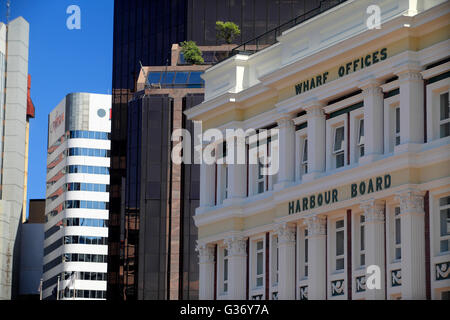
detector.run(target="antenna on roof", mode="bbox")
[6,0,11,24]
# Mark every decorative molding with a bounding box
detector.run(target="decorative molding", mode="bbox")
[395,189,425,215]
[356,275,366,293]
[360,199,385,223]
[196,243,215,264]
[299,286,308,300]
[276,113,295,128]
[435,262,450,281]
[391,269,402,287]
[398,70,423,82]
[331,279,345,296]
[305,216,327,236]
[361,85,383,98]
[275,223,296,244]
[224,236,247,256]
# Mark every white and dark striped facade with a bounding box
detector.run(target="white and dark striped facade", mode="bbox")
[186,0,450,300]
[42,93,111,300]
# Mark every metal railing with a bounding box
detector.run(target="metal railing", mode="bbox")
[227,0,347,61]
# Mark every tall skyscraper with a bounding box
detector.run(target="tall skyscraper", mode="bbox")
[108,0,326,300]
[42,93,111,300]
[0,16,32,300]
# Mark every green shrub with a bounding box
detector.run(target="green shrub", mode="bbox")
[180,41,204,65]
[216,21,241,44]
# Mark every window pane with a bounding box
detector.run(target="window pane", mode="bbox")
[440,92,449,120]
[440,123,449,138]
[440,208,450,237]
[174,71,189,84]
[395,247,401,260]
[148,72,161,84]
[256,241,263,251]
[395,218,401,244]
[303,139,308,162]
[360,225,365,250]
[161,72,174,84]
[395,108,400,133]
[334,126,344,151]
[256,277,263,287]
[224,259,228,281]
[257,252,263,275]
[336,258,344,270]
[359,119,364,143]
[336,152,344,168]
[336,230,344,256]
[336,220,344,229]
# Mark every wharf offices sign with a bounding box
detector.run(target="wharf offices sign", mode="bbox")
[294,48,388,95]
[288,174,391,215]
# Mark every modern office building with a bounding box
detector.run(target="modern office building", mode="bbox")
[109,0,331,300]
[186,0,450,300]
[42,93,111,300]
[0,16,32,300]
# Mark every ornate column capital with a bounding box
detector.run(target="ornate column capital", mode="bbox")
[224,236,247,257]
[398,70,423,82]
[360,199,385,223]
[275,223,296,244]
[304,215,327,236]
[303,98,326,115]
[196,243,215,264]
[395,189,425,215]
[276,113,295,128]
[358,78,382,95]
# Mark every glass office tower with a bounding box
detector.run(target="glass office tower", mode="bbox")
[109,0,326,300]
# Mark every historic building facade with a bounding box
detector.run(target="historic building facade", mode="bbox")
[186,0,450,300]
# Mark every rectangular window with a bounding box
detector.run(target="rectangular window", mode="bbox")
[335,219,345,270]
[257,156,266,194]
[394,207,401,260]
[304,229,309,277]
[223,248,229,293]
[224,164,229,200]
[439,196,450,253]
[395,107,401,146]
[302,138,308,175]
[256,240,264,288]
[358,119,365,157]
[360,215,366,267]
[333,126,345,168]
[439,92,449,138]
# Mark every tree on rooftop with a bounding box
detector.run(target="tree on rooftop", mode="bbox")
[215,21,241,44]
[180,40,204,65]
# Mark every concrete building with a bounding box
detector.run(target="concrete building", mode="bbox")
[109,0,333,300]
[186,0,450,300]
[0,16,31,300]
[42,93,111,300]
[16,199,45,300]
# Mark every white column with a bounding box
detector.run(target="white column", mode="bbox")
[227,137,247,201]
[304,102,326,181]
[395,189,426,299]
[397,68,424,146]
[306,216,327,300]
[199,160,216,207]
[360,80,384,162]
[197,243,215,300]
[275,114,295,189]
[360,199,385,300]
[276,223,296,300]
[225,236,247,300]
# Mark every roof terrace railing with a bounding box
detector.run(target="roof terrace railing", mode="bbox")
[227,0,348,61]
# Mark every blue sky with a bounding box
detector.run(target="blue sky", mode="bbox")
[0,1,114,217]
